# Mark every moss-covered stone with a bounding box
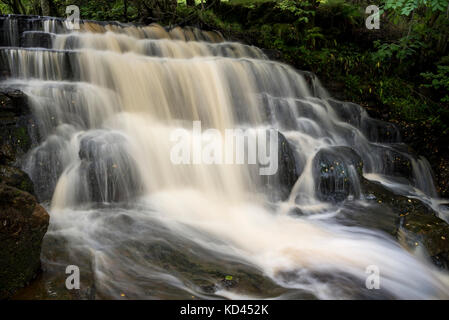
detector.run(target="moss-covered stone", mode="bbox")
[360,178,449,269]
[0,89,34,166]
[398,210,449,269]
[0,185,49,299]
[0,165,35,195]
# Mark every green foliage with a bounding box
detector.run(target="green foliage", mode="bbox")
[384,0,449,15]
[275,0,315,23]
[0,2,11,13]
[373,0,449,77]
[373,35,425,62]
[319,0,363,25]
[421,64,449,102]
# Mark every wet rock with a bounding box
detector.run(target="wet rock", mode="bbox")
[0,88,34,166]
[362,118,401,143]
[261,131,298,201]
[21,31,53,48]
[326,99,400,143]
[0,87,47,298]
[0,15,45,47]
[327,99,364,128]
[360,178,449,269]
[261,48,282,61]
[313,146,363,202]
[378,146,414,180]
[78,131,143,203]
[360,179,429,214]
[0,165,34,195]
[1,47,79,81]
[399,211,449,269]
[312,146,449,266]
[0,89,30,116]
[0,184,49,299]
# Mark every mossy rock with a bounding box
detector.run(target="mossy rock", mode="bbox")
[399,211,449,269]
[361,178,449,269]
[0,165,35,195]
[0,88,34,166]
[0,185,49,299]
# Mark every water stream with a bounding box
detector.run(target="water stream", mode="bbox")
[1,15,448,299]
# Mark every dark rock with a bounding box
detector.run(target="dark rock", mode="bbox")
[261,131,298,201]
[326,99,401,143]
[275,131,298,198]
[436,158,449,199]
[362,118,401,143]
[1,47,79,81]
[399,210,449,269]
[311,146,449,268]
[0,15,45,47]
[0,184,49,299]
[0,88,34,166]
[360,177,449,269]
[261,48,282,61]
[327,99,364,128]
[21,31,53,48]
[0,165,34,195]
[0,89,30,116]
[78,131,143,203]
[313,146,363,202]
[366,144,414,181]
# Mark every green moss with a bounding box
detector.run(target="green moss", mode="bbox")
[12,126,31,151]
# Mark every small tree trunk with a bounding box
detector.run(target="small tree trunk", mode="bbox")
[186,0,195,6]
[40,0,50,16]
[124,0,128,21]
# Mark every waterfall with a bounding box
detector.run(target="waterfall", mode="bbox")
[1,15,448,299]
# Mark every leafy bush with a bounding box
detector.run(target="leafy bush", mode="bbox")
[422,64,449,102]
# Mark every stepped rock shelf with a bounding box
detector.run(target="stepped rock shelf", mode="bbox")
[1,14,449,299]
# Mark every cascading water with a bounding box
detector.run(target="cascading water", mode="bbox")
[1,14,449,299]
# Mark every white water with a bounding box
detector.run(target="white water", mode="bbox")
[1,16,449,299]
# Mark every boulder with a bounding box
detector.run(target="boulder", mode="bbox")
[78,131,143,203]
[374,145,414,180]
[313,146,363,202]
[310,144,449,269]
[361,177,449,269]
[361,118,401,143]
[0,89,34,166]
[0,184,49,299]
[261,131,298,201]
[0,165,34,195]
[398,210,449,269]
